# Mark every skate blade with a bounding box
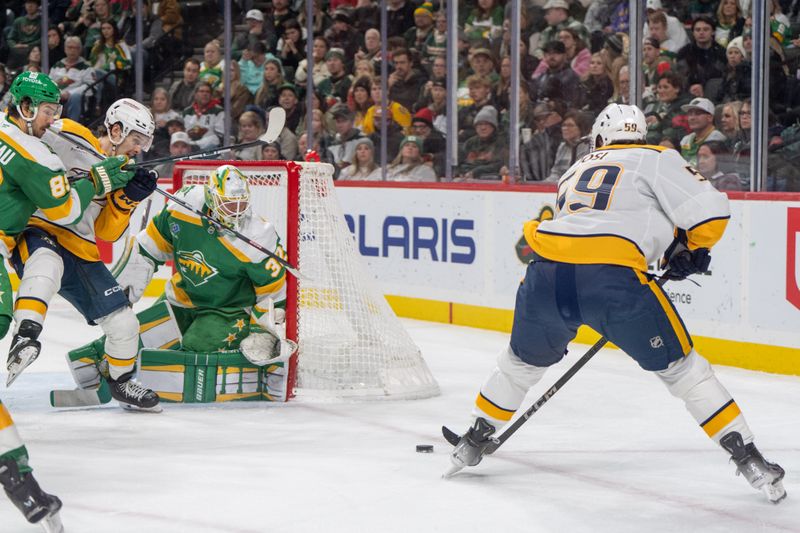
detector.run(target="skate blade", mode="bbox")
[6,346,40,386]
[764,480,787,504]
[119,402,163,413]
[39,511,64,533]
[442,462,465,479]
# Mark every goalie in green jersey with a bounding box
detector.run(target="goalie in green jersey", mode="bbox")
[67,164,296,403]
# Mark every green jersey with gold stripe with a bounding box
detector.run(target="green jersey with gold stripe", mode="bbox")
[0,113,95,258]
[138,185,286,317]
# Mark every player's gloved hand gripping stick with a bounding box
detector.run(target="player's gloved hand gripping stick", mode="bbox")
[442,270,677,479]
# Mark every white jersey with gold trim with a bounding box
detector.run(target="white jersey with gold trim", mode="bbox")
[525,144,731,271]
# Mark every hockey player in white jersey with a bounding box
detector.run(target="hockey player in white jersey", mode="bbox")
[7,99,161,411]
[448,104,786,503]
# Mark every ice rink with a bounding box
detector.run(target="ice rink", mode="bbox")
[0,296,798,533]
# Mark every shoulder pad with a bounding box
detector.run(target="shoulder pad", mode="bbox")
[168,184,206,214]
[228,216,280,263]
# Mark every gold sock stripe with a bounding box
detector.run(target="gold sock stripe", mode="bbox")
[475,392,515,422]
[701,399,741,438]
[14,297,48,317]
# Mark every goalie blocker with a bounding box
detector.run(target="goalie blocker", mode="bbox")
[67,299,296,403]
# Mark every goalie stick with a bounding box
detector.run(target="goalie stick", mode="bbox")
[442,273,672,478]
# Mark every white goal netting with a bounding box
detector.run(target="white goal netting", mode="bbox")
[175,161,440,401]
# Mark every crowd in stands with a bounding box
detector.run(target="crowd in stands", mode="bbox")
[2,0,800,190]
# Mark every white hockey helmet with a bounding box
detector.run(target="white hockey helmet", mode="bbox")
[104,98,156,152]
[590,103,647,151]
[204,165,251,229]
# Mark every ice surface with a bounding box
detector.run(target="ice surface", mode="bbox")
[0,296,798,533]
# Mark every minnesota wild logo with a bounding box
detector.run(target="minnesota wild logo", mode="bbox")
[176,250,218,287]
[515,205,554,264]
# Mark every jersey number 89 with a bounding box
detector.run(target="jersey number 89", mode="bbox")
[49,175,70,199]
[558,164,623,213]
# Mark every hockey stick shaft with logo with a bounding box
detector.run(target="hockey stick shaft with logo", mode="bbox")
[443,274,671,458]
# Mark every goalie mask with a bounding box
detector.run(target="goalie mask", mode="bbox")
[204,165,251,228]
[104,98,155,153]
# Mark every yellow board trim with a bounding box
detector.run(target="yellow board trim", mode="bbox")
[216,392,265,402]
[383,295,800,376]
[0,404,14,430]
[475,393,515,422]
[701,401,742,438]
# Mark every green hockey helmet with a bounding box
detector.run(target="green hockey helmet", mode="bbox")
[10,71,62,121]
[204,165,251,229]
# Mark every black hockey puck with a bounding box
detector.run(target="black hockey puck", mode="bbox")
[416,444,434,453]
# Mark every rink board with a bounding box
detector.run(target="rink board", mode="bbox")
[11,180,797,375]
[333,182,800,376]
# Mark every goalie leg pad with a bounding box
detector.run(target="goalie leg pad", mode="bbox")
[96,307,140,380]
[471,345,548,428]
[12,247,63,326]
[138,349,289,402]
[656,350,753,444]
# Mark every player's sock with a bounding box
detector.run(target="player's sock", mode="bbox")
[0,458,62,524]
[107,371,161,411]
[471,345,547,428]
[720,432,786,503]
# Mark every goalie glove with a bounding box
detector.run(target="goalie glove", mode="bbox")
[111,236,156,303]
[240,332,297,366]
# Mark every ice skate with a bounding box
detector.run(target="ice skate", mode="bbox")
[6,320,43,386]
[108,372,162,412]
[443,417,498,478]
[720,432,786,504]
[0,458,64,532]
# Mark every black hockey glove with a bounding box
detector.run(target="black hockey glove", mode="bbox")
[122,168,158,202]
[663,245,711,280]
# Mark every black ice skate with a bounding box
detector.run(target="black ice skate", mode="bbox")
[0,458,64,532]
[108,371,162,412]
[443,417,498,478]
[720,431,787,504]
[6,319,43,386]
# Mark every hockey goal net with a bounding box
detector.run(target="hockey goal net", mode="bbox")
[173,160,440,401]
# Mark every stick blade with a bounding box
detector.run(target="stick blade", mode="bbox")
[50,382,112,408]
[262,107,287,143]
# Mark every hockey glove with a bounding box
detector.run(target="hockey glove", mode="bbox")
[123,168,158,202]
[89,155,135,196]
[664,246,711,280]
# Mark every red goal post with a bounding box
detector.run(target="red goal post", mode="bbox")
[172,160,440,401]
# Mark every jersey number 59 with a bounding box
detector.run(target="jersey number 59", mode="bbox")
[557,164,623,213]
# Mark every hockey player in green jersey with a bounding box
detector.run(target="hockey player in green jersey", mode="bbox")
[8,98,162,411]
[67,164,294,403]
[0,72,134,530]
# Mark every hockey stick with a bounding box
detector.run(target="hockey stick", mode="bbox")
[152,186,307,281]
[55,106,286,173]
[442,272,672,478]
[139,107,286,168]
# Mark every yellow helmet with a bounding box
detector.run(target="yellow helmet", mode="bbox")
[204,165,251,228]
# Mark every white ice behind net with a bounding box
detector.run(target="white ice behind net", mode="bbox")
[179,162,440,400]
